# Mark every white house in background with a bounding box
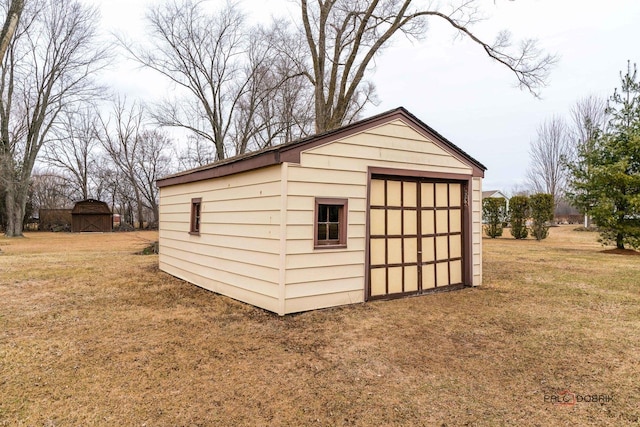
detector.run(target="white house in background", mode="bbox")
[482,190,509,211]
[157,107,486,315]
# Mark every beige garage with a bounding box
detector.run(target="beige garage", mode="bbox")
[157,107,485,315]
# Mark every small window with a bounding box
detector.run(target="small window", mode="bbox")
[190,198,202,235]
[314,198,348,248]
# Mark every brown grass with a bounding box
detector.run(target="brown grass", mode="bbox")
[1,227,639,426]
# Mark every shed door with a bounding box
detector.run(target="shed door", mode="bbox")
[368,176,464,299]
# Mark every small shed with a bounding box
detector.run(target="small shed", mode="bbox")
[157,107,486,315]
[71,199,113,233]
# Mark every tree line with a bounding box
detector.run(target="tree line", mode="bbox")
[0,0,556,237]
[523,62,640,249]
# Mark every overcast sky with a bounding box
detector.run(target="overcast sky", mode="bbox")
[87,0,640,193]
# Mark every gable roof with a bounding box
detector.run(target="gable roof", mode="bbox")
[157,107,486,188]
[482,190,508,199]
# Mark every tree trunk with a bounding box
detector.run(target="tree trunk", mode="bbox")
[4,182,26,237]
[616,232,625,250]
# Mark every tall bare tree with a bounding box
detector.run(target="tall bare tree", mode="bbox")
[124,0,310,162]
[0,0,23,62]
[96,98,147,228]
[566,95,608,226]
[298,0,557,132]
[97,98,174,228]
[0,0,108,236]
[132,129,173,226]
[526,116,571,203]
[42,106,100,201]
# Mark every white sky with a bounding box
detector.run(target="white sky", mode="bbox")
[85,0,640,193]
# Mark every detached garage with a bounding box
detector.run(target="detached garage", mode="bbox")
[157,107,485,315]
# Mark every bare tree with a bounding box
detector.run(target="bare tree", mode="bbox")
[29,169,75,211]
[568,95,608,159]
[0,0,23,62]
[175,134,216,170]
[0,0,109,236]
[123,1,311,163]
[42,106,100,200]
[96,98,147,228]
[566,95,607,226]
[298,0,558,133]
[132,129,173,226]
[526,116,571,203]
[97,98,173,228]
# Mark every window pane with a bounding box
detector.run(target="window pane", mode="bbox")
[317,223,327,240]
[328,205,340,222]
[328,223,339,240]
[318,205,328,222]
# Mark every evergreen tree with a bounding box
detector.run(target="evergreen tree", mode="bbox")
[567,62,640,249]
[482,197,507,238]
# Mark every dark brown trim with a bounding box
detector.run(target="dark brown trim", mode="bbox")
[157,107,486,188]
[189,197,202,235]
[313,198,348,249]
[368,167,474,182]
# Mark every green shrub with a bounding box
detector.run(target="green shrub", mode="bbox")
[509,195,529,239]
[529,193,554,240]
[482,197,507,238]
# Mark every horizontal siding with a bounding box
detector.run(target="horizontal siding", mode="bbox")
[283,160,368,306]
[159,258,279,313]
[159,165,282,306]
[300,153,470,175]
[160,249,278,294]
[285,290,364,314]
[286,263,364,286]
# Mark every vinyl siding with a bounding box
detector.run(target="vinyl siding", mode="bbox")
[159,165,281,312]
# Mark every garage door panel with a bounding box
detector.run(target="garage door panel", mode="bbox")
[370,209,385,235]
[404,266,418,291]
[370,268,386,296]
[450,209,461,233]
[421,183,434,207]
[436,262,449,286]
[370,238,386,265]
[387,181,402,207]
[371,180,386,206]
[435,183,449,207]
[449,184,461,207]
[423,264,435,289]
[387,210,402,235]
[450,260,462,284]
[403,210,417,234]
[387,238,402,264]
[388,267,403,294]
[450,235,462,259]
[421,210,434,235]
[422,237,435,262]
[404,238,418,263]
[436,210,449,234]
[403,182,417,207]
[436,235,449,260]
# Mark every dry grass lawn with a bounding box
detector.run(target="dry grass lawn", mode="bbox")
[1,227,639,426]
